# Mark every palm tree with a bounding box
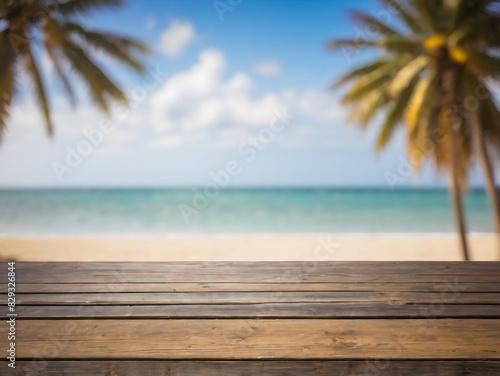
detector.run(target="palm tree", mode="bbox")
[329,0,500,261]
[0,0,149,139]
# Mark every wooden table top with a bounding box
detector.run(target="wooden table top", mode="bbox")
[1,261,499,375]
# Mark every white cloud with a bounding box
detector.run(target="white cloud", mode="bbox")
[151,49,284,135]
[252,60,282,77]
[159,20,196,57]
[6,48,345,157]
[149,48,343,149]
[0,47,351,187]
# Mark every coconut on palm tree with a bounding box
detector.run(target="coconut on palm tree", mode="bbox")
[0,0,149,139]
[329,0,500,261]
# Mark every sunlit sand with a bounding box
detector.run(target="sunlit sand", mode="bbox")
[1,233,497,262]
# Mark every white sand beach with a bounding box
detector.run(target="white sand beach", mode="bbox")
[0,233,497,262]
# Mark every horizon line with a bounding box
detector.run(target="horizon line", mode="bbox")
[0,185,489,191]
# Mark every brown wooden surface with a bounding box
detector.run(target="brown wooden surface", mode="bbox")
[6,291,500,305]
[4,261,500,283]
[3,360,500,376]
[7,319,500,359]
[1,261,499,375]
[14,281,500,293]
[13,303,500,319]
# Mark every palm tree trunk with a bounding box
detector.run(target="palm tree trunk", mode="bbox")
[442,67,470,261]
[450,130,470,261]
[471,112,500,236]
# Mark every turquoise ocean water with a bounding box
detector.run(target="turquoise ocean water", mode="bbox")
[0,188,492,236]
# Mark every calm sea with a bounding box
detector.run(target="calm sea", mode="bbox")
[0,188,492,236]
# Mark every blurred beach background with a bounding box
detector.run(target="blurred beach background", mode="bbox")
[0,0,499,261]
[0,187,496,261]
[0,188,493,235]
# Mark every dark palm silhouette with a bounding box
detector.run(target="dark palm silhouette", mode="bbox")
[0,0,149,138]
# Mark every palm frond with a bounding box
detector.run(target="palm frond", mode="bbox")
[61,41,127,111]
[61,21,149,72]
[44,39,76,107]
[466,51,500,77]
[333,59,388,88]
[329,36,420,55]
[407,117,429,170]
[24,46,53,136]
[463,70,500,144]
[360,88,389,126]
[328,38,377,50]
[443,0,461,30]
[411,0,445,33]
[375,103,403,150]
[405,73,435,132]
[55,0,124,15]
[347,86,390,128]
[379,36,421,54]
[388,55,429,98]
[481,95,500,145]
[0,30,17,141]
[341,64,397,104]
[454,0,498,27]
[376,76,420,149]
[0,0,148,139]
[379,0,424,34]
[350,10,403,37]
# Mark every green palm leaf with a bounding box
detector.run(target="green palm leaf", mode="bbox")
[328,38,377,50]
[388,55,429,98]
[0,30,17,141]
[44,40,77,107]
[466,51,500,77]
[0,0,148,137]
[333,60,388,88]
[24,46,53,136]
[59,38,127,112]
[350,11,403,37]
[342,58,410,103]
[380,0,423,34]
[376,76,419,149]
[56,0,123,15]
[330,1,500,258]
[349,87,389,128]
[405,73,435,133]
[411,0,445,32]
[61,21,149,72]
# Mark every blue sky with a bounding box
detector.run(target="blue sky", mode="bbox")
[0,0,487,187]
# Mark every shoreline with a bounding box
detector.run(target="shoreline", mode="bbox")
[0,233,497,262]
[0,231,495,238]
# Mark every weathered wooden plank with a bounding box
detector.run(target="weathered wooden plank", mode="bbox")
[15,281,500,293]
[4,319,500,359]
[5,291,499,305]
[2,261,499,368]
[9,303,500,319]
[14,275,500,284]
[6,262,500,284]
[10,262,500,279]
[10,269,500,283]
[13,274,500,283]
[9,261,500,274]
[5,360,500,376]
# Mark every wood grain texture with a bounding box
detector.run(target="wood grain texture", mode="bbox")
[1,261,499,374]
[3,319,500,359]
[7,291,500,305]
[6,261,500,283]
[4,360,500,376]
[16,281,500,293]
[10,303,500,319]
